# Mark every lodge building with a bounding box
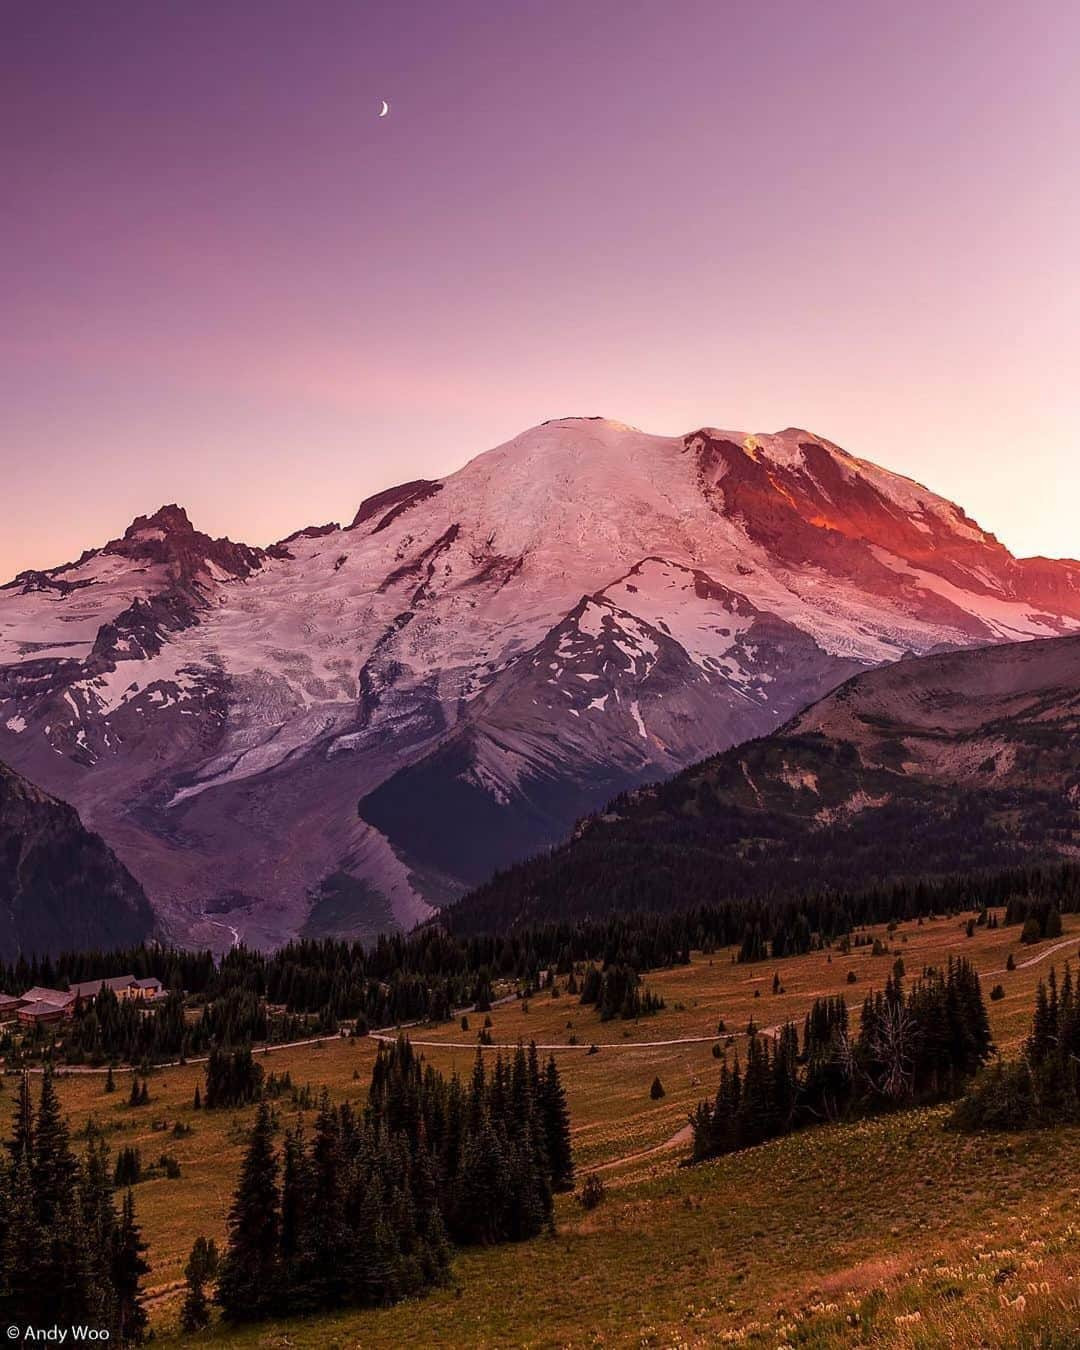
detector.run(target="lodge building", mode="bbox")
[0,974,166,1026]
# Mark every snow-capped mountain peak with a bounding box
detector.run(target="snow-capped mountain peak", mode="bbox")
[1,418,1077,949]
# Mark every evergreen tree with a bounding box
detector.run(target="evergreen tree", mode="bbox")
[304,1092,350,1308]
[0,1152,47,1327]
[32,1069,78,1229]
[216,1103,281,1321]
[113,1147,142,1188]
[80,1132,120,1330]
[539,1054,574,1192]
[7,1072,33,1164]
[205,1045,263,1109]
[112,1189,149,1344]
[180,1237,219,1332]
[693,961,991,1163]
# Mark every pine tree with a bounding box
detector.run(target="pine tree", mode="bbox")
[52,1181,91,1330]
[112,1189,149,1344]
[80,1132,120,1330]
[539,1054,574,1191]
[216,1102,281,1321]
[305,1092,350,1308]
[278,1122,316,1312]
[180,1236,218,1332]
[32,1069,78,1228]
[7,1072,33,1164]
[455,1112,511,1245]
[0,1152,47,1327]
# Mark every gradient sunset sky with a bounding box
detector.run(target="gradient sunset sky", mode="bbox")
[4,0,1078,579]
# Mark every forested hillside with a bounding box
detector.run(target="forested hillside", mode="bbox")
[449,635,1080,932]
[0,760,154,958]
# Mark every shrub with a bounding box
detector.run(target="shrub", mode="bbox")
[578,1174,605,1210]
[953,1062,1033,1131]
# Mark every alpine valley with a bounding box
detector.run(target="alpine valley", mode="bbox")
[2,417,1079,951]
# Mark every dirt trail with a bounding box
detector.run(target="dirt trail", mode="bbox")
[585,1122,694,1174]
[27,994,523,1076]
[370,1030,721,1051]
[32,935,1079,1077]
[25,1031,344,1075]
[986,935,1080,976]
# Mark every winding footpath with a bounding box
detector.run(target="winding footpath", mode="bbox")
[369,1029,722,1052]
[986,934,1080,977]
[585,1122,694,1175]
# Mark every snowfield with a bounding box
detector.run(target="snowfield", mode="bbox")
[1,417,1077,948]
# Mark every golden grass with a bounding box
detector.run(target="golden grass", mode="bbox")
[33,911,1080,1346]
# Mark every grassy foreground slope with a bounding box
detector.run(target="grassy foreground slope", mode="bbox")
[40,912,1080,1347]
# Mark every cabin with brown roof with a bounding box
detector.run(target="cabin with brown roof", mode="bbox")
[18,999,73,1026]
[20,986,75,1009]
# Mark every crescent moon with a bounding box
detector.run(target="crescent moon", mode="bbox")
[378,100,390,118]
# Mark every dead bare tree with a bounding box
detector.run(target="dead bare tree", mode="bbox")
[869,999,916,1101]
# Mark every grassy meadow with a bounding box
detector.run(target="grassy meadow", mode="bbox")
[29,911,1080,1346]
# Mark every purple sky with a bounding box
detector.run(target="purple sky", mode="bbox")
[4,0,1078,578]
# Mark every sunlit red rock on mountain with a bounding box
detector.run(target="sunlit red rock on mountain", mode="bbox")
[0,418,1077,949]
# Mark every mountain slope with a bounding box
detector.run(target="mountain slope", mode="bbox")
[358,558,865,885]
[1,419,1078,947]
[448,633,1080,933]
[0,760,155,958]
